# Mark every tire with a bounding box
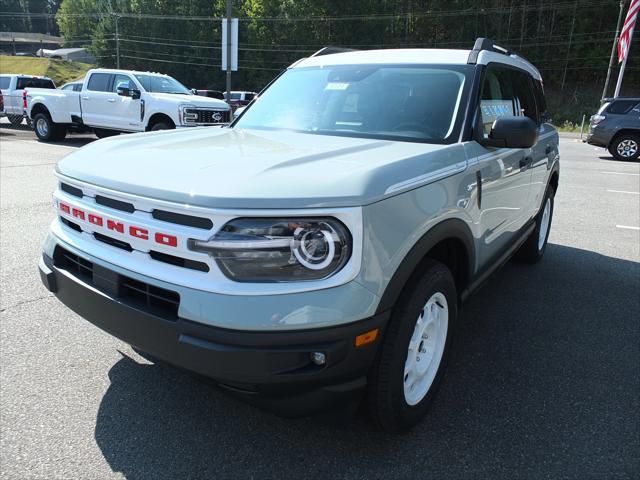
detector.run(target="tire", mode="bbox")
[517,186,555,264]
[94,128,120,139]
[150,121,173,131]
[7,115,23,126]
[33,113,66,142]
[367,259,457,432]
[608,134,640,161]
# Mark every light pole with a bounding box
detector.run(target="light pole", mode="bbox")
[225,0,232,102]
[602,1,626,102]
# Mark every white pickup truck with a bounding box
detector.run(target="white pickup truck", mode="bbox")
[0,74,57,125]
[26,68,231,141]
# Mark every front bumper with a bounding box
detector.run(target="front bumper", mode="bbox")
[39,251,388,417]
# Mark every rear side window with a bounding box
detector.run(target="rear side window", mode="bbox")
[479,65,515,136]
[87,73,111,92]
[0,77,10,89]
[16,77,55,90]
[607,100,639,114]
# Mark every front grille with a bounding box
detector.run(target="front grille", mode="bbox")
[61,183,83,198]
[54,246,180,321]
[152,209,213,230]
[60,216,82,232]
[193,109,229,124]
[95,195,135,213]
[150,250,209,272]
[94,232,133,252]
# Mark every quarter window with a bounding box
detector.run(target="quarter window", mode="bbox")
[87,73,111,92]
[607,100,639,114]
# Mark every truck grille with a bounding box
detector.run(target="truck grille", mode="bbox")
[54,246,180,321]
[192,109,230,124]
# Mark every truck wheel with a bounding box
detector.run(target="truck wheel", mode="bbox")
[150,121,173,131]
[517,186,555,264]
[609,134,640,161]
[94,128,120,139]
[367,260,457,432]
[7,115,23,126]
[33,113,66,142]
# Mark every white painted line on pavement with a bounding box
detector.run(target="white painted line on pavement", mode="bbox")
[600,171,640,176]
[616,225,640,231]
[606,189,640,195]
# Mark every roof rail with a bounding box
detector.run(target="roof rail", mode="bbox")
[310,46,357,57]
[467,37,512,64]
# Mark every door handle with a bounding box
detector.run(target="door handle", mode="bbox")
[520,157,532,170]
[81,96,90,100]
[107,98,116,103]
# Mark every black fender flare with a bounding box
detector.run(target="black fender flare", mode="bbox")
[375,218,476,314]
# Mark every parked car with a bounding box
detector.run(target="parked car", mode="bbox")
[0,74,56,125]
[39,38,559,432]
[0,91,4,116]
[60,81,83,92]
[26,68,231,141]
[586,97,640,161]
[195,89,225,100]
[225,90,257,109]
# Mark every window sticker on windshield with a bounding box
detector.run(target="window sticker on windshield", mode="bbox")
[325,82,349,90]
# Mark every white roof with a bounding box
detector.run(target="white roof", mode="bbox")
[292,47,542,81]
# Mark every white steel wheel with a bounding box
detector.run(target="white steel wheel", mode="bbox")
[538,197,551,251]
[616,139,638,158]
[403,292,448,406]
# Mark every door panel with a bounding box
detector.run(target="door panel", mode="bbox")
[80,73,113,127]
[107,74,143,131]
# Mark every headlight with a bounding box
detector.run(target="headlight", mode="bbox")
[179,104,198,124]
[189,217,351,282]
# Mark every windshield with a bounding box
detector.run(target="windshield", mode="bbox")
[134,74,191,95]
[235,64,471,143]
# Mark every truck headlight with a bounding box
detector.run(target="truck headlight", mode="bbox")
[179,104,198,124]
[189,218,351,282]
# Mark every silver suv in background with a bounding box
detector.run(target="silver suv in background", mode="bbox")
[587,97,640,161]
[39,38,559,432]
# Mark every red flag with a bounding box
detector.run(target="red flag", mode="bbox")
[618,0,639,62]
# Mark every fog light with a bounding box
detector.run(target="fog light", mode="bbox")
[310,351,326,366]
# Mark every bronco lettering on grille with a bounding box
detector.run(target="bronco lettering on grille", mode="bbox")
[58,201,178,248]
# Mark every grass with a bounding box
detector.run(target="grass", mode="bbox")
[0,55,93,86]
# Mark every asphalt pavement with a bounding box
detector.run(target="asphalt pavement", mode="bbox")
[1,120,639,479]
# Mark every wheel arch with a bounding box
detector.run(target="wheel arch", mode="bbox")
[30,102,51,119]
[608,128,640,148]
[375,218,476,314]
[146,112,175,131]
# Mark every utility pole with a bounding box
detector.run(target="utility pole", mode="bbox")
[602,1,627,101]
[614,13,635,98]
[560,0,578,90]
[114,14,121,69]
[225,0,232,102]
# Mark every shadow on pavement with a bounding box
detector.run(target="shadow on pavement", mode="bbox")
[94,243,640,479]
[598,154,640,164]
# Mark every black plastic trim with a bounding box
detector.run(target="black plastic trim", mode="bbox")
[152,209,213,230]
[95,195,135,213]
[60,182,83,198]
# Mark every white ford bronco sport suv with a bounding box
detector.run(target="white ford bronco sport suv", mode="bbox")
[26,68,230,141]
[39,39,559,432]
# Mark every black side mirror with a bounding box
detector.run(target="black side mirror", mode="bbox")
[191,88,198,95]
[130,89,141,100]
[481,116,538,149]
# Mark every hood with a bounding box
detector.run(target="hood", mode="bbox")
[147,92,229,110]
[56,128,466,209]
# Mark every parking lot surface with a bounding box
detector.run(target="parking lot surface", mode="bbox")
[1,121,639,479]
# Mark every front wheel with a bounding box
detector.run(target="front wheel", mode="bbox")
[517,186,555,264]
[94,128,120,139]
[7,115,23,126]
[609,134,640,161]
[150,122,173,131]
[33,113,66,142]
[367,260,457,432]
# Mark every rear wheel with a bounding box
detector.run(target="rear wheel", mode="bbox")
[33,113,66,142]
[609,134,640,161]
[367,260,457,432]
[7,115,23,126]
